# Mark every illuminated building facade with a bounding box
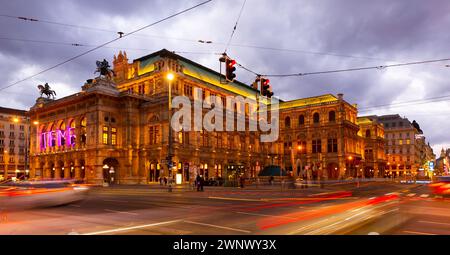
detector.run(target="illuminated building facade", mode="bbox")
[357,116,387,177]
[29,49,372,184]
[279,94,364,180]
[0,107,30,180]
[373,115,422,177]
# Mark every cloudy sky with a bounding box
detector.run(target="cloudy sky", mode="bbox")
[1,0,449,154]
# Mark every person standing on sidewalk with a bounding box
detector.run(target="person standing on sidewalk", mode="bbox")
[196,174,201,191]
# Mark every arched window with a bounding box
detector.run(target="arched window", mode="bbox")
[366,129,371,138]
[329,111,336,122]
[285,116,291,128]
[298,115,305,126]
[80,117,87,146]
[313,113,320,124]
[59,121,66,147]
[69,120,76,146]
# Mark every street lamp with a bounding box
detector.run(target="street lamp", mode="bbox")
[166,72,175,191]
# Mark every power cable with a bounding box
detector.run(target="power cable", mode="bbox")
[224,0,247,54]
[0,37,222,55]
[1,13,403,62]
[0,0,212,92]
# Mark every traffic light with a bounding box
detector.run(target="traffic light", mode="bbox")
[225,58,236,82]
[261,78,270,96]
[260,78,274,98]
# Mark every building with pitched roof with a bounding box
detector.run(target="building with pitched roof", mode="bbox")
[28,49,372,184]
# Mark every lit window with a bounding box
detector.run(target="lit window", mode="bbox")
[103,126,109,145]
[111,127,117,145]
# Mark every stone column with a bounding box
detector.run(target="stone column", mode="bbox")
[64,161,71,179]
[44,161,51,179]
[55,161,62,180]
[74,159,81,180]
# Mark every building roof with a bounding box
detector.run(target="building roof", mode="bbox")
[134,49,261,98]
[356,116,374,125]
[279,94,339,110]
[0,106,27,116]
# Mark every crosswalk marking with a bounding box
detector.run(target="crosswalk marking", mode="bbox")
[420,194,429,198]
[406,193,416,197]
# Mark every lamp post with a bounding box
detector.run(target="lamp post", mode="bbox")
[166,72,174,192]
[348,155,353,178]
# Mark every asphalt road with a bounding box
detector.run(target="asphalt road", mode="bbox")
[1,182,449,235]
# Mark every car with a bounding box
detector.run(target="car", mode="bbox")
[429,176,450,196]
[0,180,90,210]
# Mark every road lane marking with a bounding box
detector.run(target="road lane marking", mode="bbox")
[419,194,429,198]
[183,220,251,233]
[403,230,436,235]
[406,193,416,197]
[235,211,297,219]
[69,204,81,208]
[103,199,129,203]
[418,220,450,226]
[82,220,181,235]
[104,209,139,216]
[208,196,267,202]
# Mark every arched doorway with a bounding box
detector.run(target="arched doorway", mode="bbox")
[80,160,86,180]
[364,167,374,178]
[49,162,55,179]
[327,162,339,180]
[103,158,119,184]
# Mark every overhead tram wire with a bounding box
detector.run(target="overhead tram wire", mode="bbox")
[358,95,450,113]
[224,0,247,54]
[0,0,212,93]
[1,14,402,62]
[261,58,450,77]
[0,37,222,55]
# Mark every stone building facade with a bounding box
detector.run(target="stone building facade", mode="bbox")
[28,49,374,184]
[357,116,387,177]
[0,107,29,180]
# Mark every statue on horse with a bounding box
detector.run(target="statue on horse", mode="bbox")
[95,59,115,80]
[37,83,56,99]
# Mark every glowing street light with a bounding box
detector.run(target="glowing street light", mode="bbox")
[166,72,174,81]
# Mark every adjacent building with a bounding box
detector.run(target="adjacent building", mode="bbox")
[0,107,30,180]
[367,114,423,178]
[357,116,387,178]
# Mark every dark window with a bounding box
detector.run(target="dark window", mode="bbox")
[299,115,305,126]
[399,122,403,127]
[327,139,338,153]
[328,111,336,122]
[312,139,322,153]
[365,129,371,138]
[313,113,320,124]
[285,116,291,128]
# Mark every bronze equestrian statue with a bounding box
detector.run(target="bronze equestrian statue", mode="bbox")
[95,59,115,80]
[37,83,56,99]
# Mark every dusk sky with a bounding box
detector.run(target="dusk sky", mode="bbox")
[1,0,449,154]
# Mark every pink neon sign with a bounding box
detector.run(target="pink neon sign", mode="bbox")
[40,127,76,150]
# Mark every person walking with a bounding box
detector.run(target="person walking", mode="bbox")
[164,177,168,186]
[196,174,201,191]
[199,175,204,191]
[240,175,245,188]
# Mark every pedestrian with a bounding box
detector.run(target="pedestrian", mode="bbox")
[269,175,274,186]
[240,175,245,188]
[164,177,167,186]
[159,177,163,186]
[200,175,204,191]
[196,174,201,191]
